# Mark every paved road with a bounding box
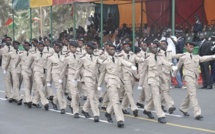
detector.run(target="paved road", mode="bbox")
[0,71,215,134]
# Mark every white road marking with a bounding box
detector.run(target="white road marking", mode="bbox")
[49,109,110,123]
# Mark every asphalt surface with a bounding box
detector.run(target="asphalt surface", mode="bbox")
[0,71,215,134]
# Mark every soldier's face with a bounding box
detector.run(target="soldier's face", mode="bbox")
[5,39,11,45]
[160,42,167,51]
[23,44,30,51]
[13,43,19,50]
[140,43,147,51]
[38,44,44,52]
[185,44,194,53]
[45,40,51,47]
[69,46,77,53]
[150,44,158,54]
[78,41,84,47]
[108,47,116,56]
[123,44,131,53]
[54,46,62,53]
[86,46,94,55]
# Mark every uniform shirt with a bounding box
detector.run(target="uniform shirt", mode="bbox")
[77,47,86,55]
[142,53,172,85]
[61,46,69,55]
[29,46,37,53]
[60,52,80,80]
[32,51,50,74]
[74,53,104,82]
[46,52,66,82]
[5,49,23,73]
[136,50,148,86]
[0,45,14,71]
[94,49,103,56]
[177,52,215,79]
[43,46,54,56]
[19,51,35,75]
[119,50,144,80]
[98,55,133,88]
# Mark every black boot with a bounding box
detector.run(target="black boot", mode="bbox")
[61,109,66,114]
[133,109,138,117]
[168,107,176,114]
[117,121,124,128]
[94,116,99,122]
[136,102,144,108]
[51,102,58,110]
[82,110,91,118]
[44,104,49,111]
[17,99,22,106]
[143,110,154,119]
[105,112,113,123]
[74,113,79,119]
[158,117,166,124]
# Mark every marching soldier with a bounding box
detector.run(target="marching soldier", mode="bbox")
[19,41,35,108]
[77,38,87,100]
[142,41,175,124]
[136,41,148,108]
[59,41,80,118]
[74,41,103,122]
[174,42,215,120]
[158,40,183,114]
[0,37,13,100]
[43,38,55,101]
[5,41,23,105]
[120,41,144,117]
[46,42,67,114]
[98,44,137,128]
[31,42,49,110]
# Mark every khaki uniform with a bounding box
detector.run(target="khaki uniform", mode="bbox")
[159,50,183,109]
[143,53,172,118]
[74,54,103,117]
[137,50,148,105]
[0,45,13,99]
[31,51,49,106]
[98,55,133,121]
[176,53,215,117]
[120,51,143,111]
[76,47,87,97]
[43,47,54,98]
[47,52,67,110]
[5,49,23,101]
[94,49,105,99]
[60,52,80,114]
[19,51,34,103]
[61,45,69,94]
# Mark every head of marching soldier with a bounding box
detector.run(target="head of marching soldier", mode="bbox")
[54,42,63,53]
[185,42,195,53]
[44,38,51,47]
[149,41,159,54]
[69,40,78,53]
[140,41,148,51]
[32,38,39,48]
[77,38,84,48]
[104,41,112,52]
[23,41,32,51]
[160,40,168,51]
[13,41,20,50]
[107,42,116,56]
[4,36,12,46]
[38,42,45,52]
[86,41,95,55]
[93,39,100,49]
[122,41,131,54]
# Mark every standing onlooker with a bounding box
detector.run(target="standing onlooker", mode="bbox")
[193,15,203,42]
[198,33,213,89]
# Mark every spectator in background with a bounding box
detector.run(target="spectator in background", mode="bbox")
[210,33,215,87]
[161,29,183,88]
[193,15,203,42]
[198,33,213,89]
